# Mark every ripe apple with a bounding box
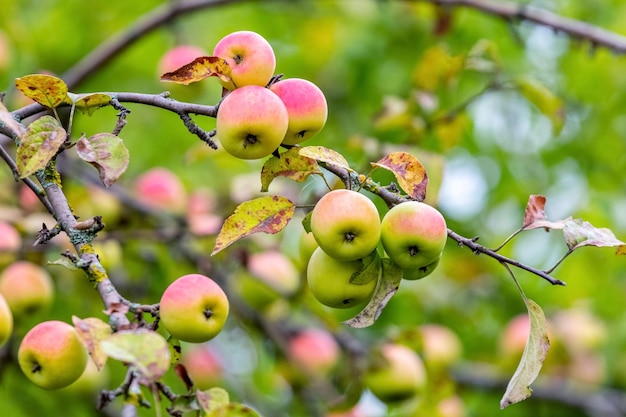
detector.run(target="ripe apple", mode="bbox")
[134,167,187,213]
[402,256,440,281]
[0,260,53,318]
[288,328,340,375]
[216,85,288,159]
[181,344,223,389]
[0,293,13,347]
[18,320,88,390]
[363,343,427,403]
[380,201,447,269]
[269,78,328,145]
[212,30,276,90]
[159,274,229,343]
[306,247,377,309]
[310,189,381,261]
[0,221,21,252]
[418,324,462,369]
[158,45,206,75]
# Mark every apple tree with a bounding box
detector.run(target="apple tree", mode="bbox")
[1,1,626,416]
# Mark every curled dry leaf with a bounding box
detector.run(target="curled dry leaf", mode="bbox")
[160,56,232,85]
[72,316,113,371]
[76,133,130,187]
[260,147,321,192]
[371,151,428,201]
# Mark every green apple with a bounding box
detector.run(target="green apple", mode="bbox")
[269,78,328,145]
[306,247,377,309]
[402,256,440,281]
[364,343,427,403]
[18,320,88,390]
[0,260,53,318]
[159,274,229,343]
[0,293,13,347]
[212,30,276,90]
[310,189,381,261]
[298,228,319,270]
[216,85,288,159]
[381,201,447,269]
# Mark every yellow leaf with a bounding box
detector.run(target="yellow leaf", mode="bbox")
[160,56,232,85]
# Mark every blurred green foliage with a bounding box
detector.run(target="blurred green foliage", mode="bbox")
[1,0,626,416]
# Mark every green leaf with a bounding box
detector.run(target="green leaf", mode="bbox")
[15,74,71,108]
[349,251,381,285]
[70,93,112,116]
[101,329,171,383]
[260,147,321,192]
[371,151,428,201]
[562,218,626,253]
[72,316,112,371]
[343,258,402,328]
[76,133,130,187]
[515,76,565,135]
[16,115,66,178]
[0,100,25,137]
[298,146,352,172]
[212,196,296,255]
[160,56,232,85]
[500,299,550,409]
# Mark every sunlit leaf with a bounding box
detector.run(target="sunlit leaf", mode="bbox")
[500,299,550,409]
[101,329,171,383]
[371,151,428,201]
[562,218,626,252]
[344,258,402,328]
[16,115,66,178]
[15,74,70,108]
[76,133,129,187]
[299,146,352,172]
[522,195,566,231]
[260,147,321,192]
[433,112,470,149]
[0,101,25,137]
[212,196,295,255]
[160,56,232,85]
[72,316,112,371]
[413,45,465,91]
[515,77,565,135]
[70,93,112,116]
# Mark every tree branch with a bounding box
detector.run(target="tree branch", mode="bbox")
[422,0,626,54]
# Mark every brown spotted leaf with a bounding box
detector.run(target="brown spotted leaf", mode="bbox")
[260,147,321,192]
[70,93,112,116]
[344,258,401,328]
[522,195,565,231]
[76,133,129,187]
[0,100,25,137]
[16,115,66,178]
[562,218,626,253]
[100,329,171,384]
[72,316,112,371]
[160,56,232,85]
[299,146,352,172]
[371,151,428,201]
[15,74,70,108]
[500,299,550,408]
[212,196,295,255]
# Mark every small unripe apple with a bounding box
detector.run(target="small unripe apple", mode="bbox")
[134,167,187,213]
[216,85,289,159]
[381,201,447,269]
[306,247,377,309]
[0,293,13,347]
[269,78,328,145]
[0,261,53,318]
[18,320,88,390]
[159,274,229,343]
[288,328,340,375]
[181,344,223,389]
[364,343,427,403]
[212,30,276,90]
[310,189,381,262]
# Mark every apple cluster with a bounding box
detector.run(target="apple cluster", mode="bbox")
[306,189,448,309]
[212,31,328,159]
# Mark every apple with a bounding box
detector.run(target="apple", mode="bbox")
[298,228,319,269]
[380,201,447,269]
[288,328,340,375]
[310,189,381,261]
[186,189,222,236]
[269,78,328,145]
[61,358,109,395]
[0,221,21,252]
[418,324,462,369]
[363,343,427,403]
[19,184,42,212]
[216,85,288,159]
[0,260,53,318]
[0,293,13,347]
[306,247,377,309]
[18,320,88,390]
[134,167,187,213]
[159,274,229,343]
[402,256,440,281]
[436,395,467,417]
[158,45,206,75]
[212,30,276,90]
[181,344,223,389]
